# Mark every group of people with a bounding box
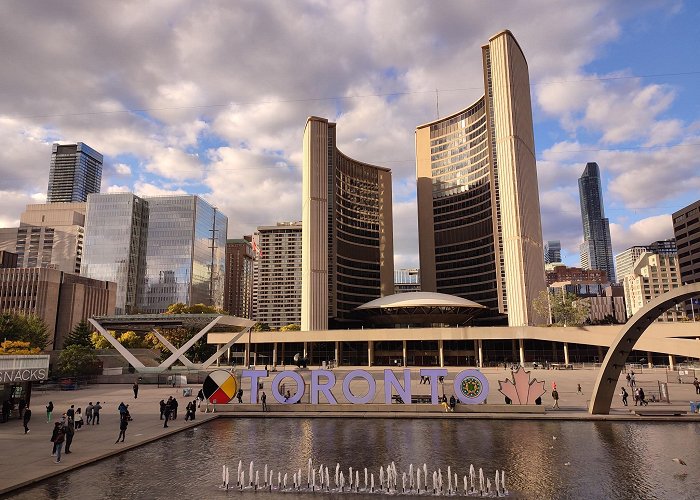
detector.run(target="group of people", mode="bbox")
[48,401,98,463]
[1,398,27,423]
[440,394,457,412]
[619,386,648,406]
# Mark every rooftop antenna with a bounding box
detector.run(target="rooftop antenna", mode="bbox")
[435,88,440,119]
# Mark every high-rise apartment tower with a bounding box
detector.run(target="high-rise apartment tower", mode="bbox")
[47,143,103,203]
[416,30,546,326]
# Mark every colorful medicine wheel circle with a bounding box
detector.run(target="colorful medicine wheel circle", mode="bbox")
[202,370,238,404]
[454,369,489,404]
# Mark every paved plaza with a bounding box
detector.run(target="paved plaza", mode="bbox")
[1,366,698,495]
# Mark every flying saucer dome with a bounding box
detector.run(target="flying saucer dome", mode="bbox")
[355,292,486,326]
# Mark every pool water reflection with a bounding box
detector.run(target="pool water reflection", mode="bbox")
[11,418,700,500]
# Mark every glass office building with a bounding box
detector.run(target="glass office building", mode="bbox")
[81,193,148,314]
[578,162,615,283]
[139,196,227,313]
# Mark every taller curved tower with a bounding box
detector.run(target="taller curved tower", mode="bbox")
[416,30,546,326]
[302,117,394,330]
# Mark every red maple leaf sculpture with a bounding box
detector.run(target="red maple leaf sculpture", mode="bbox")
[498,367,546,404]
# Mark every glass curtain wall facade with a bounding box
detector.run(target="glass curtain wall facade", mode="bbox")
[47,143,103,203]
[139,196,227,313]
[416,30,546,326]
[302,117,394,330]
[578,162,616,282]
[81,193,148,314]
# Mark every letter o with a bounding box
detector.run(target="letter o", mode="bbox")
[272,371,304,404]
[454,369,489,405]
[342,370,376,404]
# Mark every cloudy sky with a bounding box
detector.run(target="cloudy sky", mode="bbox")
[1,0,698,268]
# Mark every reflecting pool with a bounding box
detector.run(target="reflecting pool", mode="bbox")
[11,418,700,499]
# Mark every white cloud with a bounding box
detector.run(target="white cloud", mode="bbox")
[133,182,188,198]
[610,214,674,255]
[114,163,132,175]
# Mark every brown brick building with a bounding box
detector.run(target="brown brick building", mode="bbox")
[224,238,254,319]
[0,267,116,349]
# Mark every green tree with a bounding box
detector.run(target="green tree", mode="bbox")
[57,345,102,376]
[0,340,41,355]
[552,293,590,326]
[0,312,50,349]
[63,320,93,348]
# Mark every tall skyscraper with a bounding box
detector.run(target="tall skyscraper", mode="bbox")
[416,30,546,326]
[578,162,615,283]
[544,240,562,264]
[224,238,254,318]
[302,117,394,331]
[81,193,149,314]
[253,222,302,330]
[47,143,103,203]
[139,196,227,313]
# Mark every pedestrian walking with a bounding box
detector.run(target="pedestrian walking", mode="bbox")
[163,397,173,428]
[115,414,128,443]
[50,422,65,463]
[1,399,11,423]
[185,401,193,421]
[551,389,560,409]
[638,387,648,406]
[18,398,26,419]
[261,391,268,412]
[236,389,243,403]
[626,372,631,387]
[577,384,583,395]
[171,398,179,420]
[133,382,139,399]
[159,399,166,420]
[85,402,94,425]
[46,401,54,423]
[620,387,628,406]
[93,402,102,424]
[634,388,640,406]
[693,377,699,395]
[74,408,83,430]
[197,389,204,408]
[23,406,32,434]
[630,372,636,388]
[64,419,74,454]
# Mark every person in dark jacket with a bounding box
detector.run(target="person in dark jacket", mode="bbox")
[163,397,173,428]
[50,422,65,463]
[93,402,102,424]
[64,418,75,454]
[133,382,139,399]
[115,414,129,443]
[46,401,54,423]
[23,406,32,434]
[159,399,166,420]
[171,398,179,419]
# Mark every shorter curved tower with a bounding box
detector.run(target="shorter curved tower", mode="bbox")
[302,117,394,330]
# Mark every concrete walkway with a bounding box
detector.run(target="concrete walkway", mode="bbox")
[1,366,698,494]
[0,383,215,495]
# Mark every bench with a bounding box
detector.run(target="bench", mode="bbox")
[551,363,574,370]
[632,409,687,416]
[411,395,433,404]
